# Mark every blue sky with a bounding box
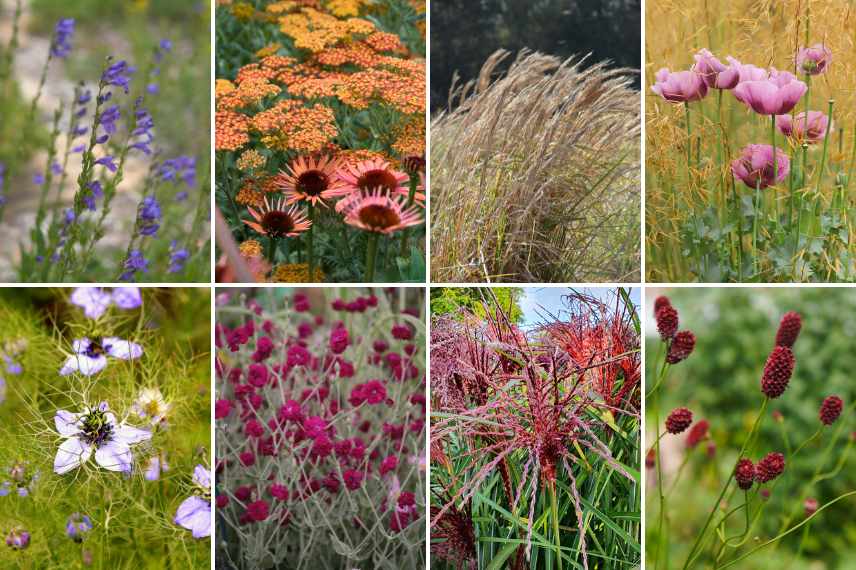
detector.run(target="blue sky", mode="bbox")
[518,287,641,328]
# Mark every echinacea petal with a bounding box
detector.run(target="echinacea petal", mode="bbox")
[54,437,93,474]
[60,354,108,376]
[103,337,143,360]
[94,440,133,472]
[54,410,81,437]
[175,496,211,538]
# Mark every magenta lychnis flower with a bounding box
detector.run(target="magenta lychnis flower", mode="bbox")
[731,144,790,189]
[796,44,832,75]
[733,70,807,115]
[651,68,708,103]
[775,111,831,144]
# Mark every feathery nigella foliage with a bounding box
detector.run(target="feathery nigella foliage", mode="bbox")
[0,288,210,567]
[0,8,210,283]
[215,289,426,568]
[646,290,856,568]
[431,289,641,570]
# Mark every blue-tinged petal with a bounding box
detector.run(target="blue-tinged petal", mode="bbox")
[112,287,142,309]
[114,423,152,445]
[70,288,112,319]
[94,440,132,472]
[54,437,93,474]
[54,410,81,437]
[60,354,107,376]
[175,496,211,538]
[103,337,143,360]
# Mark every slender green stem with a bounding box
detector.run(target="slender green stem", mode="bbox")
[267,236,276,264]
[364,233,379,281]
[307,202,315,280]
[752,180,760,278]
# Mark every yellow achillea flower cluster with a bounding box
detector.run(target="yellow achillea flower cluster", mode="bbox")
[236,149,266,171]
[272,263,325,283]
[252,101,338,153]
[215,79,236,98]
[325,0,370,17]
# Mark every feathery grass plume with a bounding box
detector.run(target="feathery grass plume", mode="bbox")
[215,288,426,569]
[0,287,210,567]
[431,49,640,283]
[430,288,640,569]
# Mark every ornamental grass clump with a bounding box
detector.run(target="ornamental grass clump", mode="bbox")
[215,1,426,283]
[646,292,855,568]
[646,0,856,282]
[431,289,641,569]
[0,5,210,282]
[0,287,211,567]
[431,50,641,283]
[215,288,426,569]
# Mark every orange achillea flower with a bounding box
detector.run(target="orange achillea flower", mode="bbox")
[239,239,263,258]
[235,184,264,207]
[315,43,382,68]
[338,68,425,114]
[237,149,267,171]
[326,0,370,17]
[276,155,348,207]
[235,63,277,84]
[244,196,311,238]
[392,117,426,157]
[215,111,250,152]
[364,32,403,54]
[278,9,376,53]
[252,101,338,154]
[272,262,325,283]
[335,149,391,170]
[217,78,281,110]
[340,189,423,235]
[215,79,236,98]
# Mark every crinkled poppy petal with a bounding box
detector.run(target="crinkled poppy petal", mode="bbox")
[54,437,93,474]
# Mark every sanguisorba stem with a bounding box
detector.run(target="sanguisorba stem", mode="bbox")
[364,233,379,281]
[683,397,769,569]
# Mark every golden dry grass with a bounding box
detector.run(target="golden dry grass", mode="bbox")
[431,50,641,283]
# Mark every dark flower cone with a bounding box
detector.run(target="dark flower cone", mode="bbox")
[735,458,755,490]
[761,346,795,398]
[666,331,695,364]
[656,305,679,340]
[775,311,802,348]
[756,452,785,483]
[819,395,843,425]
[666,407,693,434]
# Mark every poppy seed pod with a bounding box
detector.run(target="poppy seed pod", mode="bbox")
[756,452,785,483]
[666,407,693,434]
[819,395,843,425]
[761,346,795,399]
[656,305,679,340]
[774,311,802,348]
[666,331,696,364]
[735,459,755,490]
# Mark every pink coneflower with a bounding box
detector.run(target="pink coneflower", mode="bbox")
[796,44,832,75]
[775,111,832,144]
[340,189,423,235]
[276,155,348,207]
[244,196,311,238]
[336,158,414,201]
[651,68,708,102]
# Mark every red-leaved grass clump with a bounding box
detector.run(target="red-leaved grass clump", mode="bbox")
[431,289,640,570]
[215,289,425,569]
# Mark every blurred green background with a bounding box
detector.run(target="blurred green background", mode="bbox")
[646,288,856,568]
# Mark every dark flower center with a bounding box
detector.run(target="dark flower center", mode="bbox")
[359,205,400,229]
[261,211,295,238]
[297,170,329,196]
[80,409,114,447]
[357,169,398,192]
[85,339,110,358]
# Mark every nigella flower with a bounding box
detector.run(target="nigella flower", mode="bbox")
[144,453,169,481]
[50,18,75,58]
[5,528,29,550]
[120,249,149,281]
[101,59,134,93]
[94,155,118,172]
[59,337,143,376]
[138,196,162,236]
[159,155,197,189]
[168,240,190,273]
[174,465,212,539]
[0,461,39,497]
[66,513,93,542]
[131,387,171,426]
[70,287,141,319]
[53,402,152,474]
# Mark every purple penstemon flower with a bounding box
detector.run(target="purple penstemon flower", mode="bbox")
[130,97,155,155]
[99,104,121,136]
[138,196,162,236]
[120,249,149,282]
[94,155,118,172]
[83,181,103,211]
[168,241,190,273]
[101,59,134,93]
[59,337,143,376]
[159,155,197,189]
[70,287,142,319]
[54,402,151,474]
[50,18,75,58]
[0,377,5,405]
[174,465,211,539]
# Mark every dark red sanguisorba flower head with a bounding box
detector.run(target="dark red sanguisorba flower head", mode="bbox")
[756,452,785,483]
[735,458,755,490]
[666,331,696,364]
[656,305,679,340]
[653,296,672,315]
[645,448,656,468]
[761,346,795,399]
[686,419,710,448]
[666,407,693,434]
[775,311,802,348]
[819,395,843,425]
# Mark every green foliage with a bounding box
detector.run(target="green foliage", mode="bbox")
[0,288,210,568]
[430,287,524,323]
[646,288,856,567]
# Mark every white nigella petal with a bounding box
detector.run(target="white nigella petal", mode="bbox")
[175,464,212,539]
[53,402,151,475]
[111,287,142,309]
[103,337,143,360]
[70,288,112,319]
[59,337,143,376]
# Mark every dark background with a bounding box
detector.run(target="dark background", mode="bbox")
[430,0,641,111]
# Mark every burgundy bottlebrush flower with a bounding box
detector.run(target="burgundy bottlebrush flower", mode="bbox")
[252,336,274,361]
[278,399,303,423]
[239,451,255,467]
[666,331,696,364]
[329,327,349,354]
[286,344,311,367]
[761,346,795,398]
[216,495,229,508]
[653,296,672,314]
[651,68,708,102]
[686,419,709,448]
[392,324,413,340]
[656,305,678,340]
[731,144,790,189]
[244,419,264,438]
[245,500,270,522]
[665,407,693,434]
[796,44,832,75]
[755,452,785,483]
[234,486,253,502]
[774,311,802,347]
[379,454,398,476]
[819,395,843,425]
[247,363,269,388]
[706,441,716,458]
[735,458,755,490]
